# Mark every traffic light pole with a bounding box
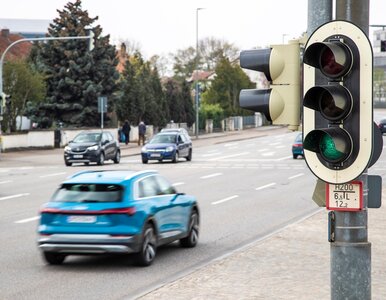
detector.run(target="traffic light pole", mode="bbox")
[330,1,371,299]
[330,172,371,299]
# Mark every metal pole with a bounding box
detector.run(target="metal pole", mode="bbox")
[0,35,93,96]
[195,8,204,139]
[307,0,332,36]
[332,1,371,299]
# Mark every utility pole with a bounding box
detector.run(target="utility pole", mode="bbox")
[195,8,204,139]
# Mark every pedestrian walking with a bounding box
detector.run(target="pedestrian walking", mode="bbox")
[122,120,131,145]
[138,121,146,146]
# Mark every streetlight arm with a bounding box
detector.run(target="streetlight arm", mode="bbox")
[0,35,93,96]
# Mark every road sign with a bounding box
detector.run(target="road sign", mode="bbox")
[326,181,363,211]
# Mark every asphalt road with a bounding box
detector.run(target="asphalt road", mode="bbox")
[1,125,385,300]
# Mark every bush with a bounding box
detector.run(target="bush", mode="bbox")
[199,103,224,130]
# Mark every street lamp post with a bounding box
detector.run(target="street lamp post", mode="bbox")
[0,34,94,134]
[195,7,204,139]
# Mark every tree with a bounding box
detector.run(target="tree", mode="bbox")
[2,60,46,132]
[116,52,168,128]
[172,37,239,80]
[180,80,195,127]
[202,57,254,117]
[28,0,119,128]
[164,79,184,123]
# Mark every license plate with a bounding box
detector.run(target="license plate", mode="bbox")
[73,154,83,158]
[67,215,96,223]
[151,153,161,158]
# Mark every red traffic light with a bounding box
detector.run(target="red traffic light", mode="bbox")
[304,42,352,79]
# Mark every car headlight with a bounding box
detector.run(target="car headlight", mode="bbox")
[166,146,174,152]
[87,145,99,151]
[141,146,147,152]
[64,146,71,152]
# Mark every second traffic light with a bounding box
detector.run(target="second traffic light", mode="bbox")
[239,41,301,131]
[303,20,373,184]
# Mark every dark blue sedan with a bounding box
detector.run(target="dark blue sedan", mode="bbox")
[141,131,192,164]
[37,170,199,266]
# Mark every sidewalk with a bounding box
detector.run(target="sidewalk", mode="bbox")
[139,205,386,300]
[132,127,386,299]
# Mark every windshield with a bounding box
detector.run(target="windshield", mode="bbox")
[149,134,176,144]
[73,133,101,143]
[51,183,123,203]
[295,134,303,143]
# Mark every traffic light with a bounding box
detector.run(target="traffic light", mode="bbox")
[239,41,301,131]
[303,20,373,184]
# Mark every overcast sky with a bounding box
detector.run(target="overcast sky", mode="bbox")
[1,0,385,58]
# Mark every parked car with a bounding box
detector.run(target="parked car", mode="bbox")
[141,131,192,164]
[64,131,120,166]
[292,132,304,159]
[378,119,386,134]
[37,169,200,266]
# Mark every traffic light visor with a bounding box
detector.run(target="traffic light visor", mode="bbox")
[303,85,352,121]
[240,49,272,81]
[304,129,352,163]
[304,42,352,79]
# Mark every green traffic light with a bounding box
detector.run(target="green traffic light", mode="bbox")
[320,134,344,161]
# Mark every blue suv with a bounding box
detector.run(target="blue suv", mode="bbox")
[37,170,199,266]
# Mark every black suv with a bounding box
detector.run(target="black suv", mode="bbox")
[64,131,120,166]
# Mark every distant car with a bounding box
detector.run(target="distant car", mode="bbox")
[141,131,192,164]
[292,132,303,159]
[37,169,200,266]
[378,119,386,134]
[64,131,120,166]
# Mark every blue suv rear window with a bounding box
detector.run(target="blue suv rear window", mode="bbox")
[51,184,123,203]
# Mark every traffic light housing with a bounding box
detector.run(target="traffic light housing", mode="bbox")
[239,41,301,131]
[303,20,373,184]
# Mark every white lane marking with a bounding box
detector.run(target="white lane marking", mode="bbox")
[0,180,12,184]
[15,216,40,224]
[269,142,281,146]
[262,152,275,157]
[255,183,276,191]
[172,182,185,186]
[275,145,286,149]
[224,143,238,147]
[276,156,292,161]
[202,152,222,157]
[39,172,67,178]
[200,172,223,179]
[208,152,250,161]
[212,195,239,205]
[258,148,269,152]
[288,173,305,180]
[0,193,30,201]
